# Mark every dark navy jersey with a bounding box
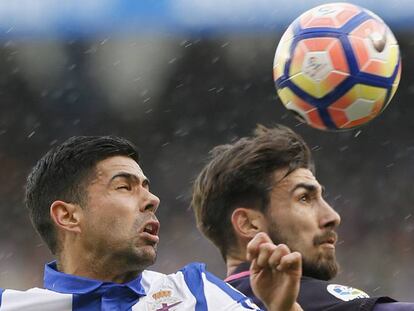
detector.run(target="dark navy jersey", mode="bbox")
[226,262,399,311]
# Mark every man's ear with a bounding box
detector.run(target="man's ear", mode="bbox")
[50,200,82,233]
[231,208,267,240]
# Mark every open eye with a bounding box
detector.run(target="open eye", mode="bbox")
[299,193,310,203]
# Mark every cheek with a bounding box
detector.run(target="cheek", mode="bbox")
[84,201,134,233]
[277,210,317,247]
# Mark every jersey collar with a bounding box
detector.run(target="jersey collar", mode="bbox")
[224,262,251,282]
[43,261,146,296]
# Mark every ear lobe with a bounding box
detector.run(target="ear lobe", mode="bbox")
[231,208,267,239]
[50,200,82,233]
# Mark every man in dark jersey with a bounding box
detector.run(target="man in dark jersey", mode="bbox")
[191,124,413,310]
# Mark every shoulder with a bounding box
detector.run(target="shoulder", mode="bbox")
[300,277,370,300]
[142,263,207,286]
[0,287,72,310]
[141,262,210,293]
[139,263,260,310]
[299,277,394,311]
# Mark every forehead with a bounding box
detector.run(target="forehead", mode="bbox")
[93,155,145,179]
[273,168,319,189]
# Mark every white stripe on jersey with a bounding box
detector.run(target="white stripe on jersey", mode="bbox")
[202,273,260,311]
[0,288,72,311]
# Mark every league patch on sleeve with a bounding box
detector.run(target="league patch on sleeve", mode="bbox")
[146,289,183,310]
[327,284,370,301]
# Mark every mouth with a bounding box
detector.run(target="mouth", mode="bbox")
[143,221,160,236]
[140,220,160,244]
[319,240,336,249]
[315,232,337,249]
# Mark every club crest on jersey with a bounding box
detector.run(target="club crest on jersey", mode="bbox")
[327,284,369,301]
[146,289,183,311]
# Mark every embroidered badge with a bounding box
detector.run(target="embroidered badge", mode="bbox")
[327,284,370,301]
[146,289,183,311]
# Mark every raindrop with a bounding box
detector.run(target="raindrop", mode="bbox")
[211,57,220,64]
[100,38,109,45]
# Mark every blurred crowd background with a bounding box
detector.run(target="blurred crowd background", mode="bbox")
[0,0,413,301]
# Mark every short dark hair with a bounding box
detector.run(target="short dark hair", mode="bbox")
[25,136,140,255]
[191,124,314,259]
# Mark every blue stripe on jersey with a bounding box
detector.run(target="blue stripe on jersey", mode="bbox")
[203,270,256,310]
[180,263,208,311]
[0,288,3,306]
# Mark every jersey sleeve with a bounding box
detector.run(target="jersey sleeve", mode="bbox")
[180,262,262,311]
[298,277,396,311]
[0,288,73,310]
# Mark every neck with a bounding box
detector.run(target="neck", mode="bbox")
[57,248,142,284]
[226,253,248,277]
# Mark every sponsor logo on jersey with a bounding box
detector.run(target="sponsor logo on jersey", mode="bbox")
[327,284,370,301]
[146,289,183,311]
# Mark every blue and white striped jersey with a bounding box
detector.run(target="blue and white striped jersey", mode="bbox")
[0,261,261,310]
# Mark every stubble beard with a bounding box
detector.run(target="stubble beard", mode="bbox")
[301,251,339,281]
[267,226,339,281]
[120,242,158,272]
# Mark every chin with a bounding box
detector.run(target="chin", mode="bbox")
[121,246,157,270]
[138,246,158,266]
[302,255,339,281]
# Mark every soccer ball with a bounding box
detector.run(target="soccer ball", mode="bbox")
[273,3,401,130]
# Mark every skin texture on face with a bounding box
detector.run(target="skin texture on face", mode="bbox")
[264,168,341,280]
[78,156,160,279]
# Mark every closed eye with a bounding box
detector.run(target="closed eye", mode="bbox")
[116,185,131,190]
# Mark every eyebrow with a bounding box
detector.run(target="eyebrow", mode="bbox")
[290,182,325,195]
[109,172,150,187]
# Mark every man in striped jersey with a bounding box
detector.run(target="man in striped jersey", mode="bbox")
[192,124,412,310]
[0,135,303,310]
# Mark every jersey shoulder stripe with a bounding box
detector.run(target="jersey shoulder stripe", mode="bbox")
[180,262,260,311]
[180,262,208,310]
[204,269,252,308]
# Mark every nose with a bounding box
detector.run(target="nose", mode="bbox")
[143,190,160,213]
[319,199,341,229]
